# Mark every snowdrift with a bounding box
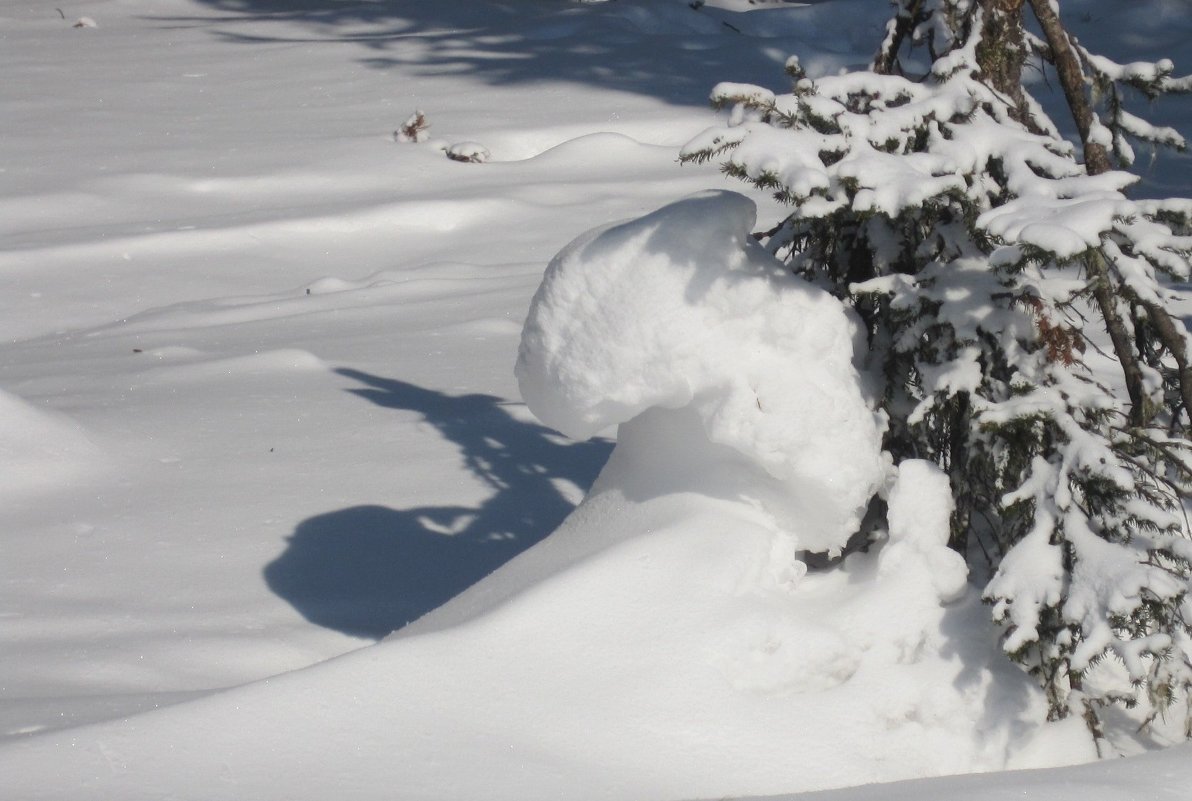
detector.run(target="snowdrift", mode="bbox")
[0,388,102,501]
[0,192,1092,800]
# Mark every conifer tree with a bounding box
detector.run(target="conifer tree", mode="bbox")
[682,0,1192,748]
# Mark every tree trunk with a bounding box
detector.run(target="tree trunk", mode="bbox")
[1025,0,1112,174]
[1028,0,1192,428]
[977,0,1036,130]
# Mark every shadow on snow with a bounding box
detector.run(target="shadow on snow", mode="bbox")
[264,368,612,640]
[145,0,826,108]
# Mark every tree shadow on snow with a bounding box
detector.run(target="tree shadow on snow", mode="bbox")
[144,0,851,108]
[935,596,1042,748]
[264,368,612,640]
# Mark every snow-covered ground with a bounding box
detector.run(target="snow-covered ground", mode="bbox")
[2,0,1191,798]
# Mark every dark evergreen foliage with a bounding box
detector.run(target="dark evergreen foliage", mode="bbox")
[682,0,1192,748]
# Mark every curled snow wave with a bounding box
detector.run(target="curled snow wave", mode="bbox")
[517,189,887,553]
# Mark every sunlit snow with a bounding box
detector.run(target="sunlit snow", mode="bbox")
[3,0,1192,799]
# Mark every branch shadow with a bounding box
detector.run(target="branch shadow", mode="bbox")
[936,593,1042,751]
[264,368,612,640]
[145,0,820,108]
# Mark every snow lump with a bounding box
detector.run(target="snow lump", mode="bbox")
[517,189,888,554]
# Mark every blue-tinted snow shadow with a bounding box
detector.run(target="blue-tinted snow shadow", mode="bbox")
[264,368,612,640]
[149,0,867,108]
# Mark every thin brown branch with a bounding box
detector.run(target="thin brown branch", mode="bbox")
[1138,296,1192,426]
[1026,0,1112,174]
[1088,252,1151,426]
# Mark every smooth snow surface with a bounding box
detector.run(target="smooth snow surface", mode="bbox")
[744,740,1192,801]
[2,0,1191,798]
[0,388,102,499]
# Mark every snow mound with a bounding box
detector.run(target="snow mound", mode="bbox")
[134,348,325,385]
[0,435,1091,800]
[0,192,1095,801]
[0,388,100,499]
[517,190,887,553]
[885,459,969,604]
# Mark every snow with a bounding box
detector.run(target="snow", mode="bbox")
[977,194,1135,259]
[1,0,1191,799]
[516,189,886,553]
[885,461,968,604]
[739,741,1192,801]
[0,388,103,500]
[444,141,492,164]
